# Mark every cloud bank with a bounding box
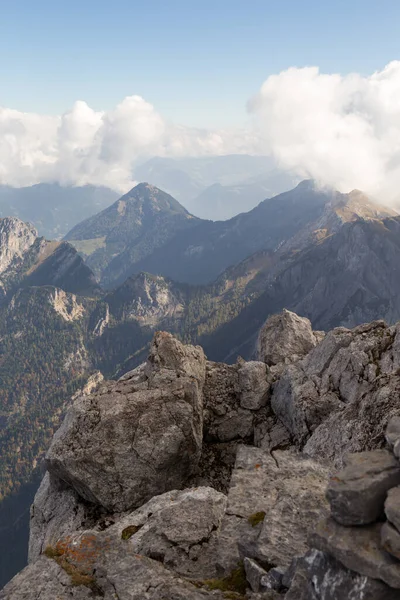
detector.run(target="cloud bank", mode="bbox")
[249,61,400,202]
[0,96,257,192]
[2,61,400,201]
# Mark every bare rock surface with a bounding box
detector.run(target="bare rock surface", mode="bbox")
[28,472,102,563]
[310,517,400,589]
[257,309,319,368]
[285,549,400,600]
[105,486,227,579]
[269,319,400,466]
[46,333,205,512]
[217,445,329,574]
[326,450,400,525]
[385,486,400,532]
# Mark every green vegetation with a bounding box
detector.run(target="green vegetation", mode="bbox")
[121,525,141,540]
[70,237,106,257]
[197,563,247,597]
[248,511,266,527]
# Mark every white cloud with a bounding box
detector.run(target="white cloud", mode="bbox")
[0,96,257,192]
[249,61,400,202]
[2,62,400,201]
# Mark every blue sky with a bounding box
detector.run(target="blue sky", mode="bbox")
[1,0,400,127]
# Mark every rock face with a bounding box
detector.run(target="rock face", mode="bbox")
[257,309,319,368]
[46,332,205,512]
[216,445,329,574]
[290,418,400,598]
[9,314,400,599]
[270,319,400,466]
[0,217,37,276]
[326,450,400,525]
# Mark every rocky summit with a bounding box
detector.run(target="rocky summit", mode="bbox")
[5,310,400,599]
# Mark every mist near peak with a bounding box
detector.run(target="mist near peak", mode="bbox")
[250,61,400,206]
[2,62,400,208]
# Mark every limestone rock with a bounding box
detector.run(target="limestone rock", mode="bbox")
[1,541,227,600]
[244,557,269,593]
[238,360,270,410]
[386,416,400,458]
[326,450,400,525]
[203,360,254,442]
[46,337,204,511]
[285,549,399,600]
[277,320,400,466]
[381,521,400,560]
[271,364,342,444]
[257,309,319,367]
[0,556,93,600]
[146,330,206,386]
[28,473,102,563]
[217,446,329,574]
[107,486,227,579]
[310,517,400,589]
[385,486,400,532]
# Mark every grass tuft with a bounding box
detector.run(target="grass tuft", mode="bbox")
[248,511,266,527]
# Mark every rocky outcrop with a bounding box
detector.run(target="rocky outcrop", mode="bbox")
[257,309,320,369]
[270,319,400,465]
[289,417,400,598]
[46,333,205,512]
[8,311,400,599]
[216,446,329,575]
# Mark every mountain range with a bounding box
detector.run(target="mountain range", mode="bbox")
[0,183,119,239]
[0,177,400,587]
[134,154,298,219]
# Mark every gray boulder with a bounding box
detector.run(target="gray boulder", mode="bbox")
[217,445,329,574]
[310,517,400,589]
[386,416,400,458]
[326,450,400,525]
[106,486,227,579]
[272,319,400,466]
[29,473,101,563]
[203,360,254,442]
[381,521,400,561]
[385,486,400,532]
[46,334,205,512]
[0,556,93,600]
[257,309,319,368]
[238,360,270,410]
[285,549,399,600]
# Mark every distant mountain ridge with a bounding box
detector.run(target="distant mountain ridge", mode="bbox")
[134,154,298,219]
[66,180,396,288]
[0,183,118,239]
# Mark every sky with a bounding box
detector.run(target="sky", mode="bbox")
[1,0,400,127]
[2,0,400,200]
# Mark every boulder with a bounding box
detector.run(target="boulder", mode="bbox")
[29,473,102,563]
[237,360,270,410]
[285,549,399,600]
[46,336,205,512]
[0,556,93,600]
[326,450,400,525]
[257,309,319,367]
[385,486,400,532]
[217,446,329,574]
[203,360,254,442]
[386,416,400,458]
[381,521,400,560]
[244,557,269,593]
[310,517,400,589]
[106,486,227,579]
[145,330,206,386]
